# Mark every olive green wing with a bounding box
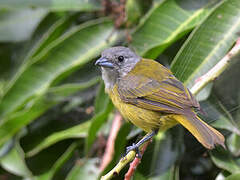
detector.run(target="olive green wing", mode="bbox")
[117,59,199,114]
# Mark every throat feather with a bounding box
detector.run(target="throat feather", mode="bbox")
[101,68,118,90]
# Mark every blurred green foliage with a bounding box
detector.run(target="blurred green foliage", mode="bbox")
[0,0,240,179]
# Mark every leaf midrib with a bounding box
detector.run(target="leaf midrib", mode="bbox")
[184,15,240,86]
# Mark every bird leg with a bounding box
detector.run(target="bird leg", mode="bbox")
[125,130,158,158]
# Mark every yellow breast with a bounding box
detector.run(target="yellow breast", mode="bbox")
[108,85,177,132]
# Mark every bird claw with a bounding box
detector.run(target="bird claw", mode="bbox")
[125,143,142,158]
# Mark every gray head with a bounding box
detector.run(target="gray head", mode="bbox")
[95,46,140,89]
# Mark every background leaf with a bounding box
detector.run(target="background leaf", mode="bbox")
[85,97,113,154]
[66,158,100,180]
[225,173,240,180]
[0,9,47,42]
[0,0,101,11]
[0,18,119,118]
[171,0,240,88]
[0,143,32,178]
[211,148,240,174]
[34,142,77,180]
[27,121,90,157]
[130,0,211,58]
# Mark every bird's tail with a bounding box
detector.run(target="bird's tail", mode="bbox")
[173,111,225,149]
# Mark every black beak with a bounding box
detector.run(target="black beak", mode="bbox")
[95,57,114,68]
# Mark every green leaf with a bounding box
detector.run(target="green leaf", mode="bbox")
[66,158,100,180]
[149,130,182,177]
[0,0,101,11]
[27,121,90,157]
[0,18,120,118]
[94,81,109,114]
[1,13,72,95]
[0,96,53,147]
[225,173,240,180]
[134,128,182,179]
[85,99,114,154]
[48,77,100,97]
[0,78,99,147]
[227,134,240,156]
[35,142,77,180]
[30,13,78,61]
[200,95,240,135]
[0,9,47,42]
[130,0,211,58]
[133,172,147,180]
[23,13,62,61]
[148,165,179,180]
[0,139,14,158]
[125,0,142,26]
[211,148,240,174]
[171,0,240,90]
[0,143,32,178]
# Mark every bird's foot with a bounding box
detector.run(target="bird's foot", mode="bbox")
[125,143,142,158]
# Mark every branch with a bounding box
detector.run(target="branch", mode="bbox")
[191,37,240,95]
[100,133,152,180]
[100,112,122,171]
[124,141,151,180]
[100,151,136,180]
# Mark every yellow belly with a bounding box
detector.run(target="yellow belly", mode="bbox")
[108,86,178,132]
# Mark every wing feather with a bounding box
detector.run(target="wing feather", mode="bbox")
[117,59,199,114]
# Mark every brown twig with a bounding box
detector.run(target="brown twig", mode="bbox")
[100,112,122,171]
[124,141,151,180]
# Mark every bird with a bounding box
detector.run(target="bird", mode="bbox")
[95,46,225,156]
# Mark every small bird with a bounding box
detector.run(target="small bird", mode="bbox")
[95,46,225,155]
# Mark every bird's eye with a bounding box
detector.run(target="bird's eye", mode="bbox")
[118,56,124,62]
